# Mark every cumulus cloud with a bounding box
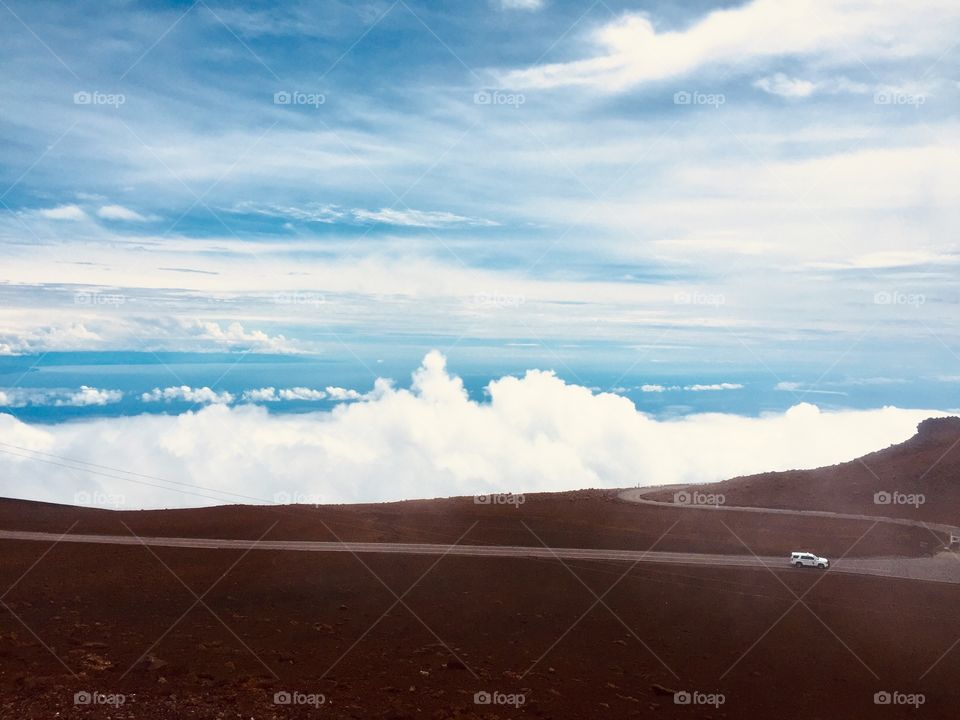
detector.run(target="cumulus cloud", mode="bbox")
[185,320,303,354]
[325,386,363,401]
[0,386,123,407]
[241,387,329,402]
[56,386,123,406]
[141,386,234,405]
[0,352,947,509]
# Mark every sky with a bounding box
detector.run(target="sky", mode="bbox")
[0,0,958,507]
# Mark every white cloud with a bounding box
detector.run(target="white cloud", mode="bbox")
[640,384,670,393]
[231,202,498,228]
[241,387,280,402]
[56,386,123,406]
[351,208,498,228]
[502,0,960,91]
[325,386,363,401]
[775,381,846,396]
[97,204,150,222]
[141,386,234,405]
[280,387,328,401]
[640,383,742,392]
[37,204,87,221]
[241,387,329,402]
[0,352,947,509]
[0,317,304,356]
[0,386,122,407]
[753,73,817,98]
[499,0,544,10]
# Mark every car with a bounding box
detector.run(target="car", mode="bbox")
[790,551,829,569]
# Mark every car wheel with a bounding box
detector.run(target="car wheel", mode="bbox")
[818,563,826,569]
[794,561,803,568]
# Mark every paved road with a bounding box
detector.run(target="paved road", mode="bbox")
[1,529,958,584]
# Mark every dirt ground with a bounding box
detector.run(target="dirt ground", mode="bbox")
[1,419,958,718]
[1,497,958,718]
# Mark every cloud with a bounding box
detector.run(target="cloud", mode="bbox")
[640,383,742,392]
[281,387,330,401]
[753,73,817,98]
[640,384,670,393]
[0,386,123,407]
[241,387,329,402]
[0,352,947,509]
[501,0,960,91]
[498,0,545,10]
[231,202,498,228]
[351,208,499,228]
[325,386,363,401]
[37,204,87,221]
[97,205,151,222]
[141,386,235,405]
[56,386,123,406]
[0,318,304,356]
[775,381,846,396]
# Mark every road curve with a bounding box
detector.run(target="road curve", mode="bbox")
[617,486,960,537]
[1,529,957,584]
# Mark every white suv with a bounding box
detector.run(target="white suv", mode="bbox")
[790,551,829,569]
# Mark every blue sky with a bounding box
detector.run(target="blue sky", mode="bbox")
[0,0,958,418]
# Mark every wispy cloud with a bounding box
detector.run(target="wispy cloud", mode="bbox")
[37,204,87,221]
[231,202,498,228]
[97,204,152,222]
[502,0,960,91]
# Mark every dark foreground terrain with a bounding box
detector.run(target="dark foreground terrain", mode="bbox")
[1,418,958,718]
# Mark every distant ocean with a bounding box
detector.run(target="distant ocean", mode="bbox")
[0,351,955,423]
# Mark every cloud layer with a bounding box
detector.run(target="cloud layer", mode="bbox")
[0,353,945,509]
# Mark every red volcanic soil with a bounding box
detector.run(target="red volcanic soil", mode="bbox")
[646,416,960,525]
[1,424,959,718]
